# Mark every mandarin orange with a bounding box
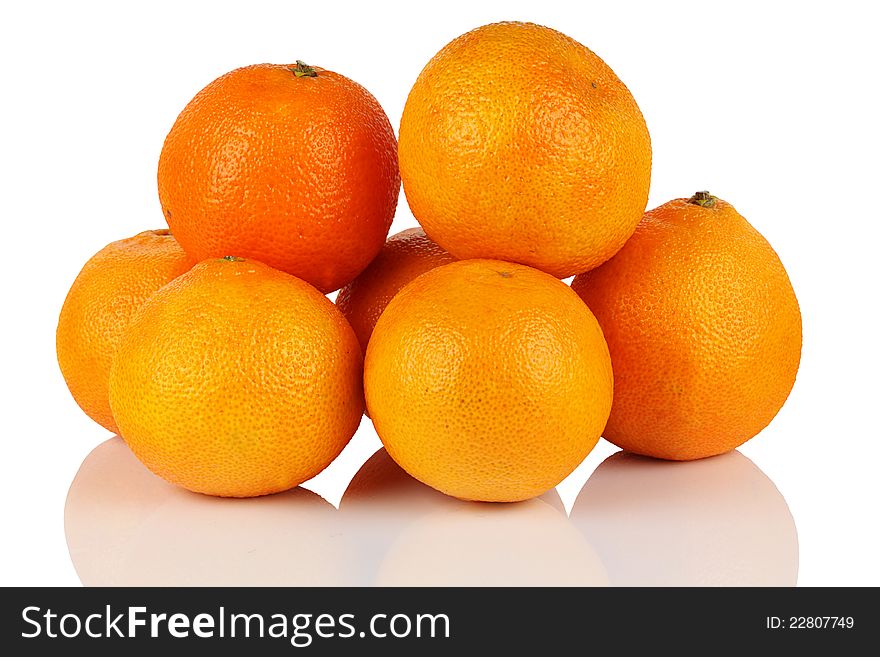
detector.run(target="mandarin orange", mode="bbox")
[336,227,455,353]
[364,259,613,502]
[158,62,399,292]
[57,229,191,433]
[398,22,651,278]
[572,192,802,460]
[109,257,363,497]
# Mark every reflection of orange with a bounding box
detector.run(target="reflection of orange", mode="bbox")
[570,450,798,586]
[337,227,455,353]
[65,438,350,586]
[56,230,191,433]
[158,62,400,293]
[338,447,475,587]
[341,447,458,510]
[399,21,651,277]
[375,499,607,587]
[365,259,612,502]
[340,449,599,587]
[109,257,364,497]
[572,193,802,460]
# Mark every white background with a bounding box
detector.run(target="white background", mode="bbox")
[2,0,878,586]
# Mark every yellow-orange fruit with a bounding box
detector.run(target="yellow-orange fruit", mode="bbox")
[398,21,651,278]
[336,227,455,353]
[365,259,613,502]
[109,257,363,497]
[571,192,802,460]
[56,229,191,433]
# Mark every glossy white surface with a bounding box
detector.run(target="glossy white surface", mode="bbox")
[66,438,795,587]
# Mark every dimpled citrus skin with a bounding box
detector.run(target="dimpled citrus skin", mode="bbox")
[158,63,400,293]
[108,258,364,497]
[364,259,613,502]
[571,194,802,460]
[56,230,191,433]
[398,22,651,278]
[336,227,456,353]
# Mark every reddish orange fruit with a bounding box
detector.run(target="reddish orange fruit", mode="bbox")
[109,257,364,497]
[336,227,455,353]
[399,22,651,278]
[158,61,400,292]
[572,192,802,460]
[57,229,191,433]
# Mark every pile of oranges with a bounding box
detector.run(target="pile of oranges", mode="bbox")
[57,22,801,502]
